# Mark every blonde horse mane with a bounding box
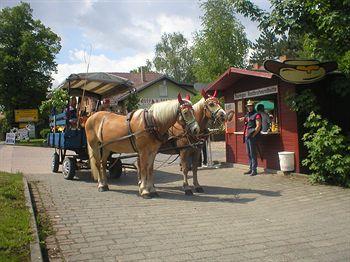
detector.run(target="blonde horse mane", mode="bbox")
[149,99,180,126]
[193,97,205,112]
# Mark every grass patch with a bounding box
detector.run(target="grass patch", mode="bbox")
[0,172,32,262]
[17,139,45,147]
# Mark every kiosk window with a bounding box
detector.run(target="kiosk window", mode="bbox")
[235,93,279,133]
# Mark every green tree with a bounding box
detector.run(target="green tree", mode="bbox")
[250,29,279,66]
[39,88,69,116]
[193,0,249,83]
[153,32,195,83]
[230,0,350,76]
[0,3,61,127]
[124,93,140,112]
[130,60,153,73]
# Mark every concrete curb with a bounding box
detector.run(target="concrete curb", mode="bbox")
[23,177,43,262]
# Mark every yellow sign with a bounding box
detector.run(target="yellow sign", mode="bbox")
[15,109,39,122]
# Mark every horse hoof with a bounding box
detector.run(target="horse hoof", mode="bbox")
[140,194,152,199]
[150,192,160,198]
[98,185,109,192]
[185,189,193,196]
[195,187,204,193]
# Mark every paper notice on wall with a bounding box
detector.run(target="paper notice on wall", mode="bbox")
[225,103,235,134]
[237,100,243,113]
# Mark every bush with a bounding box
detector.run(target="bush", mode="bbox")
[0,115,11,140]
[39,128,50,139]
[302,112,350,187]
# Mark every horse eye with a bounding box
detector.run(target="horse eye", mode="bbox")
[209,103,214,107]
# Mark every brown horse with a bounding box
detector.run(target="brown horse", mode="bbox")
[163,89,227,195]
[85,94,199,198]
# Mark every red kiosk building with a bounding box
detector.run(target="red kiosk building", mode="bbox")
[208,67,299,172]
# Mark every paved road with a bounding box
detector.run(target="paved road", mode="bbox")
[1,144,350,262]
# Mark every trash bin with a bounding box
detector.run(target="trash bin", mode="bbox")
[278,151,295,172]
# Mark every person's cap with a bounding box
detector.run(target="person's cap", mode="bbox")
[246,100,254,106]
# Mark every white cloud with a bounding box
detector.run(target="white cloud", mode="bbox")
[157,14,196,39]
[3,0,271,88]
[53,49,153,87]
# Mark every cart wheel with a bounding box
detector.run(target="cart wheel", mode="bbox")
[62,157,76,180]
[108,158,122,179]
[52,153,59,173]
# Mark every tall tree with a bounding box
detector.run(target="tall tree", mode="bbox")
[250,29,279,66]
[0,3,61,125]
[192,0,249,83]
[153,32,195,83]
[230,0,350,74]
[250,29,302,66]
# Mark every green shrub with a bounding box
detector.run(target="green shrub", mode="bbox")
[39,128,50,139]
[302,112,350,187]
[284,89,319,114]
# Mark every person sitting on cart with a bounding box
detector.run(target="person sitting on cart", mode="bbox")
[99,98,112,112]
[66,97,78,129]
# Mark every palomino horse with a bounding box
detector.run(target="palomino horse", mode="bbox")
[85,94,199,198]
[163,89,227,195]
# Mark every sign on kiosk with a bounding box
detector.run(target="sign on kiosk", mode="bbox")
[234,85,278,100]
[14,109,39,122]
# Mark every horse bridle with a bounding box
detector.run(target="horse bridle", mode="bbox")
[178,102,197,132]
[204,97,222,120]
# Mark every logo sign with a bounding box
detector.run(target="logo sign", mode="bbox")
[5,133,16,145]
[264,60,338,84]
[234,86,277,100]
[15,109,39,122]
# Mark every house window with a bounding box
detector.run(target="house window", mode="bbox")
[159,80,168,97]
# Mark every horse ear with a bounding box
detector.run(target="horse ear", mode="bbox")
[185,94,190,101]
[201,89,207,98]
[213,90,218,97]
[178,93,184,104]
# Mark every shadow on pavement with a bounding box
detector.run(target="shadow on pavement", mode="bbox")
[107,188,257,204]
[73,169,184,185]
[69,169,281,204]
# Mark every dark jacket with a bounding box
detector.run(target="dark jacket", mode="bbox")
[244,111,261,140]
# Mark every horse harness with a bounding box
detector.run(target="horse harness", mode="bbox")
[99,102,195,152]
[125,109,169,153]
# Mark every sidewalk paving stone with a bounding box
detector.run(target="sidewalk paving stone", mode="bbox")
[1,144,350,261]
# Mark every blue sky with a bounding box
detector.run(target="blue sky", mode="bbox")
[1,0,270,86]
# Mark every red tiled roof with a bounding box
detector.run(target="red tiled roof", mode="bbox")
[207,67,273,91]
[109,72,163,87]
